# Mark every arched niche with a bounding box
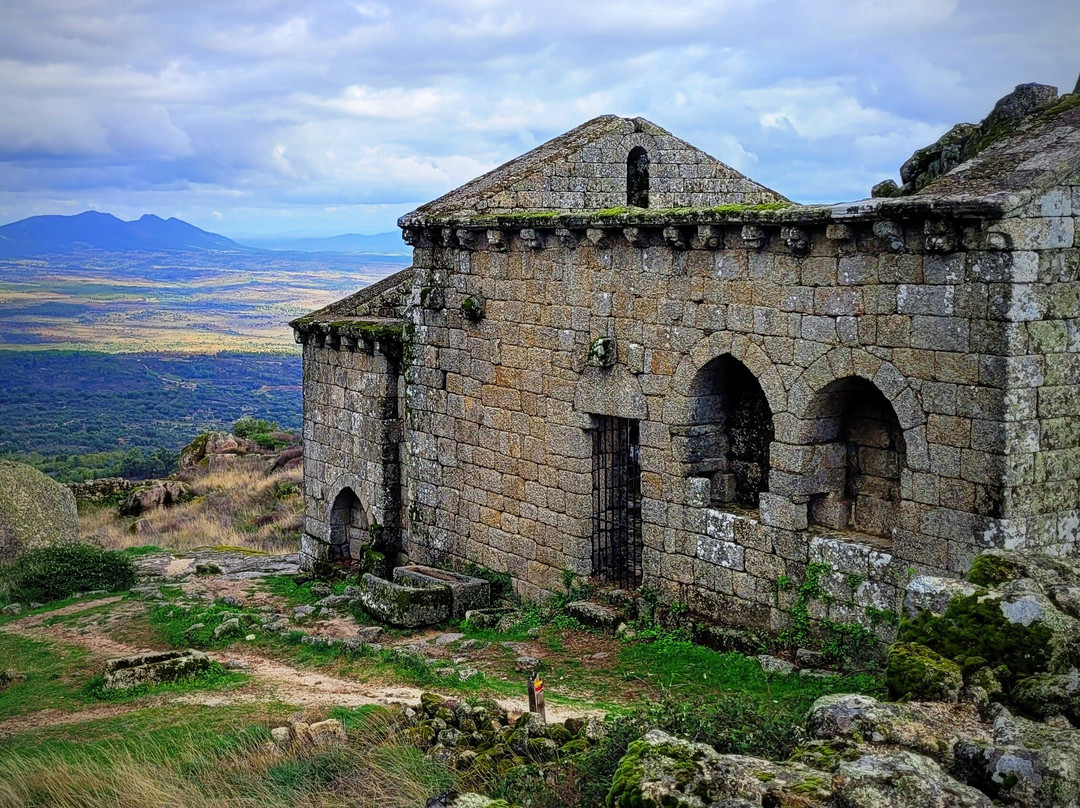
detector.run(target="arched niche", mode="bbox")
[684,354,774,509]
[805,377,906,541]
[328,486,370,562]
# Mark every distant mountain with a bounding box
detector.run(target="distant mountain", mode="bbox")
[238,232,408,255]
[0,211,254,257]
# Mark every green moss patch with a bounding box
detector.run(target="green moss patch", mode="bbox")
[885,642,962,701]
[898,593,1051,685]
[966,554,1017,587]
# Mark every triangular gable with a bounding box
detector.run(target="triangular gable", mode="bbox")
[400,115,785,224]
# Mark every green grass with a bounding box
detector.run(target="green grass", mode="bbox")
[120,545,166,557]
[0,633,97,720]
[259,575,346,606]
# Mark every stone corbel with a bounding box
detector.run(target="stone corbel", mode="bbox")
[692,225,721,250]
[663,226,688,250]
[872,220,904,252]
[923,219,956,253]
[520,228,544,249]
[586,228,609,248]
[740,224,766,249]
[826,223,856,241]
[440,227,457,248]
[487,229,508,251]
[556,228,579,248]
[455,229,477,250]
[623,227,646,248]
[781,226,809,257]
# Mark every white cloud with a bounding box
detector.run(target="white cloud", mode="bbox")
[0,0,1076,235]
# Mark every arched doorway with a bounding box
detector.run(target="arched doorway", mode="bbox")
[806,377,906,541]
[328,487,369,562]
[685,354,774,509]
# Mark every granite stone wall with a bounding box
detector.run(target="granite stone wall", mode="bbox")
[392,178,1080,630]
[300,339,403,568]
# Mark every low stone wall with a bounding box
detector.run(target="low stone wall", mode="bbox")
[67,477,143,504]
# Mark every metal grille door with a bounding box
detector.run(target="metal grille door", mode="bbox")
[592,416,642,588]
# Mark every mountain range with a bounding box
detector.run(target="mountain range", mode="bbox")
[0,211,406,257]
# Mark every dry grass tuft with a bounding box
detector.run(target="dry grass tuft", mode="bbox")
[80,465,303,555]
[0,712,454,808]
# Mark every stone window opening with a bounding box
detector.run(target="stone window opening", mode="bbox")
[683,355,774,511]
[329,486,369,563]
[627,146,650,208]
[806,377,906,545]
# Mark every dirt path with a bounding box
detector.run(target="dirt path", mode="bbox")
[0,596,598,737]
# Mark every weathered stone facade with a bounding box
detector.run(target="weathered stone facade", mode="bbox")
[294,87,1080,635]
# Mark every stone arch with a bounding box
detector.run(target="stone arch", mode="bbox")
[800,376,908,541]
[785,349,926,444]
[627,146,650,208]
[682,353,776,507]
[328,486,370,562]
[669,334,788,424]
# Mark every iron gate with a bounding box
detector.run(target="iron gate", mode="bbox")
[591,416,642,588]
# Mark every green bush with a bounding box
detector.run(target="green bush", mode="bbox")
[1,541,136,603]
[232,417,280,439]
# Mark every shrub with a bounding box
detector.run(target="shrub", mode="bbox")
[232,417,279,439]
[0,541,136,603]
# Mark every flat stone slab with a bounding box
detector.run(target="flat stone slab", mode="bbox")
[566,600,622,632]
[393,565,491,620]
[132,550,300,581]
[103,649,211,690]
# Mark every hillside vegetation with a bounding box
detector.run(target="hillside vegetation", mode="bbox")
[0,352,301,481]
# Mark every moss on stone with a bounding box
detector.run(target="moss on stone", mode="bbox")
[898,593,1052,685]
[967,554,1017,587]
[885,642,963,702]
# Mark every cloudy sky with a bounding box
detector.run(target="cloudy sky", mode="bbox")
[2,0,1078,238]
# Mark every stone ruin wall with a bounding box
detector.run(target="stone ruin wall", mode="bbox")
[300,339,403,568]
[398,178,1080,633]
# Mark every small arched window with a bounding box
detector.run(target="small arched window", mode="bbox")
[627,146,649,207]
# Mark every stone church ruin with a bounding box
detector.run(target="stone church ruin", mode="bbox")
[293,81,1080,635]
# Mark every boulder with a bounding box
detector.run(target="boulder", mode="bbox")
[306,718,347,748]
[0,459,79,565]
[103,649,211,690]
[270,446,303,472]
[904,576,979,619]
[178,431,257,472]
[606,728,832,808]
[119,481,190,516]
[833,750,991,808]
[807,694,990,765]
[1012,668,1080,724]
[954,704,1080,808]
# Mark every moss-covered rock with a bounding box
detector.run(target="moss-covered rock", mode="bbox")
[606,729,833,808]
[966,553,1018,588]
[0,459,79,565]
[1012,670,1080,724]
[898,592,1054,686]
[886,642,963,702]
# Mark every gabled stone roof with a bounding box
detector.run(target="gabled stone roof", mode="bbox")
[399,115,786,225]
[290,266,413,328]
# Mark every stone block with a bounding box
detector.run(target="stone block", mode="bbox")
[103,650,211,691]
[759,493,808,531]
[357,573,451,627]
[393,565,491,620]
